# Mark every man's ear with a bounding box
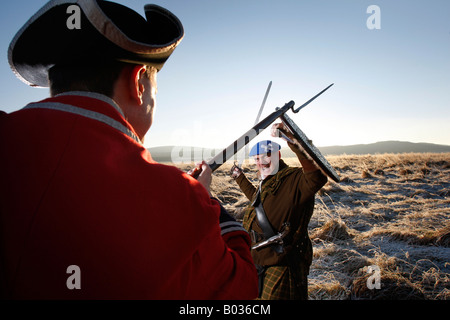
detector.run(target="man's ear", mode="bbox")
[129,65,147,105]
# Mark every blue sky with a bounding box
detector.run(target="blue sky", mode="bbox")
[1,0,449,150]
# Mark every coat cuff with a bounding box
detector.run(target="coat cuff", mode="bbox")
[211,198,248,237]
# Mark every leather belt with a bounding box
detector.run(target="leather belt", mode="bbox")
[252,182,284,254]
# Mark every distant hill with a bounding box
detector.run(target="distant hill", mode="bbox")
[318,141,450,156]
[148,141,450,163]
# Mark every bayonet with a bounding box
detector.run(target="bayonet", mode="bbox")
[275,83,334,143]
[292,83,334,113]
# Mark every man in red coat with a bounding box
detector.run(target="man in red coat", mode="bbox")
[0,0,258,299]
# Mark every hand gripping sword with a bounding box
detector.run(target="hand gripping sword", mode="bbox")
[190,83,339,182]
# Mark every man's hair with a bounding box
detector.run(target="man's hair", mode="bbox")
[48,60,152,97]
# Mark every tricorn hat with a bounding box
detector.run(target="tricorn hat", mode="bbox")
[8,0,184,87]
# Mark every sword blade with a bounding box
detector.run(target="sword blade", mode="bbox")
[255,81,272,125]
[238,81,272,167]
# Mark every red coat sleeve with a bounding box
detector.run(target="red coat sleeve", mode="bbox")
[177,179,258,299]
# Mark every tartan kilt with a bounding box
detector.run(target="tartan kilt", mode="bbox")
[259,265,308,300]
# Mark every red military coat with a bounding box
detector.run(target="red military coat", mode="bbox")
[0,91,258,299]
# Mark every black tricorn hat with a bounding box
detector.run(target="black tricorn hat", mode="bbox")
[8,0,184,87]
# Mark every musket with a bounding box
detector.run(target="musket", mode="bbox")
[190,83,338,181]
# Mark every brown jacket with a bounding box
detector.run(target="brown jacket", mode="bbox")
[237,156,327,267]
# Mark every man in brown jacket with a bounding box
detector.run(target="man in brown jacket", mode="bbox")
[231,123,327,299]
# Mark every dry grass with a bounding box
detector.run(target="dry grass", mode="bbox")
[172,153,450,300]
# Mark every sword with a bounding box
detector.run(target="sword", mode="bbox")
[255,81,272,125]
[237,81,272,167]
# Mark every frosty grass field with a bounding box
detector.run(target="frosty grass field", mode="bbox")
[176,152,450,300]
